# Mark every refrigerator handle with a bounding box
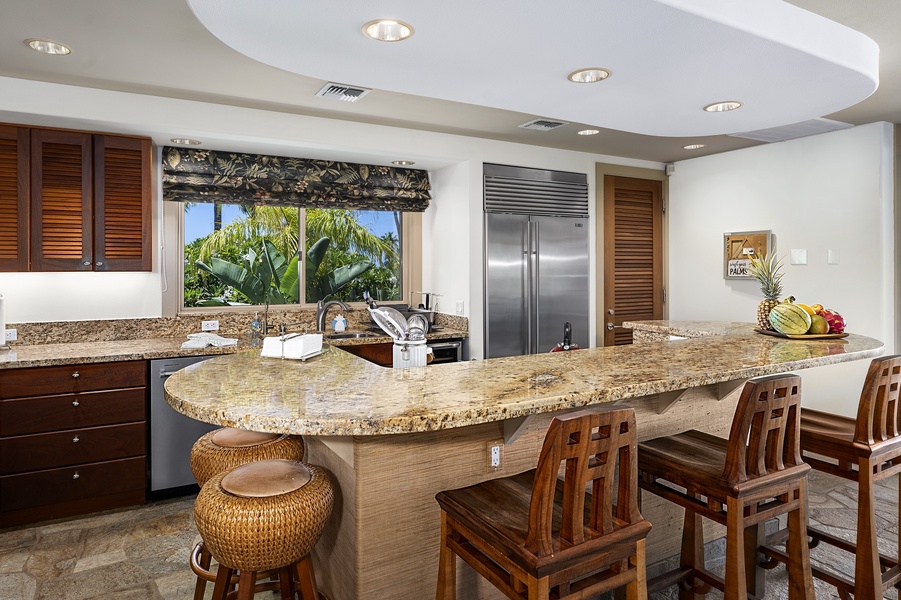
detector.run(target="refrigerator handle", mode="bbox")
[522,221,530,357]
[530,220,540,354]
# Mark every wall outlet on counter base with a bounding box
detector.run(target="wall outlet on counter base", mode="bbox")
[201,320,219,332]
[487,441,503,470]
[4,329,16,342]
[455,301,464,315]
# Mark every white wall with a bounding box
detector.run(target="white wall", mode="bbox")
[668,122,895,415]
[0,76,661,340]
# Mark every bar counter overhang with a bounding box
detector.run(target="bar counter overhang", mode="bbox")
[164,321,883,600]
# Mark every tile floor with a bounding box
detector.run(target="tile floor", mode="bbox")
[0,469,897,599]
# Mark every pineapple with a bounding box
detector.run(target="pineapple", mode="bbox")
[747,252,783,330]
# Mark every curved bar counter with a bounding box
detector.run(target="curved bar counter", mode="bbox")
[164,322,883,600]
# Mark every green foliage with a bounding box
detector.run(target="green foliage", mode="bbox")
[195,241,300,305]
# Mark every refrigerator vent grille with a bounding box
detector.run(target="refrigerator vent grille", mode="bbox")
[484,177,588,217]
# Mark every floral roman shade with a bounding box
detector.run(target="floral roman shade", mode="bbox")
[161,146,430,211]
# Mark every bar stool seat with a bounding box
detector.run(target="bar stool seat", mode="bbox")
[436,406,651,600]
[194,459,333,600]
[639,374,814,600]
[762,355,901,599]
[189,428,305,599]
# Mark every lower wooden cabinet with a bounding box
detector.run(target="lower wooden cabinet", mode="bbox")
[0,360,148,527]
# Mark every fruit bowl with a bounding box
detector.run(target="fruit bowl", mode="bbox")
[754,328,848,340]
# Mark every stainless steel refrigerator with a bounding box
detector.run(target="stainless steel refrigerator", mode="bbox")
[484,164,589,358]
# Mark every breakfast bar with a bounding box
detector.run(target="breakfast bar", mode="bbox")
[164,321,884,600]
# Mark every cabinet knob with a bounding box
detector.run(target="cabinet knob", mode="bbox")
[73,435,80,443]
[72,400,80,407]
[72,372,80,378]
[95,261,103,266]
[82,261,91,266]
[72,472,80,480]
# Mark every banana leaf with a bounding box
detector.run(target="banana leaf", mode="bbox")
[316,260,374,298]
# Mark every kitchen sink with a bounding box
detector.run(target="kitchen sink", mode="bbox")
[326,332,381,340]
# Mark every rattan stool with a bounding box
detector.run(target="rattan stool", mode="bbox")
[190,428,305,599]
[194,459,334,600]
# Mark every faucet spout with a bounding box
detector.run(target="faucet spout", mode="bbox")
[316,299,351,333]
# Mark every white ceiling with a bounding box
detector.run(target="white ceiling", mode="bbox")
[1,0,899,163]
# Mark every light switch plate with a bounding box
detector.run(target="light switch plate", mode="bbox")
[4,328,16,342]
[790,249,808,265]
[455,300,464,315]
[827,249,840,265]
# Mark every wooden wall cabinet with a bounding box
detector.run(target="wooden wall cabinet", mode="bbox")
[0,123,152,272]
[0,360,148,528]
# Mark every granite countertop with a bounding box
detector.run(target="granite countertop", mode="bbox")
[623,320,755,338]
[0,328,468,370]
[163,322,883,436]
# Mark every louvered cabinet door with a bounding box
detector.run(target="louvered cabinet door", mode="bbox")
[30,129,93,271]
[0,125,29,271]
[93,136,151,271]
[603,175,663,346]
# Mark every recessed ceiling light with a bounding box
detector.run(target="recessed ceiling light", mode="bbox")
[683,144,706,150]
[567,68,611,84]
[577,129,600,136]
[362,20,414,42]
[392,160,415,166]
[25,38,71,55]
[170,138,202,146]
[704,101,742,112]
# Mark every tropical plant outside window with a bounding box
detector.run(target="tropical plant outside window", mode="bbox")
[182,203,402,307]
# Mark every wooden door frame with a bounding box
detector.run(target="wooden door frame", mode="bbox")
[595,163,668,345]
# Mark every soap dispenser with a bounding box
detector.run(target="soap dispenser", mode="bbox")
[332,314,347,333]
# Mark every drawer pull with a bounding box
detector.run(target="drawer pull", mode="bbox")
[72,372,80,379]
[73,435,80,443]
[72,400,80,407]
[72,472,80,480]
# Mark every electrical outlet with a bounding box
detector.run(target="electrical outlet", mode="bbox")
[201,320,219,332]
[4,328,17,342]
[455,300,465,316]
[487,441,503,470]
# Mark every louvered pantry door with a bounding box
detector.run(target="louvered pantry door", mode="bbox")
[0,124,29,271]
[30,129,93,271]
[603,175,663,346]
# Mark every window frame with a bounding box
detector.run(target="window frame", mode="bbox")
[166,201,421,315]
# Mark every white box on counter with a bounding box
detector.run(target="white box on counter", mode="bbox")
[260,333,323,360]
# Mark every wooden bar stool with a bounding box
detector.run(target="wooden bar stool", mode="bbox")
[761,355,901,599]
[435,406,652,600]
[638,374,813,600]
[193,458,333,600]
[189,428,305,599]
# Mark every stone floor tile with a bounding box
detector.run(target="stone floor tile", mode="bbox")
[0,572,37,600]
[35,562,149,600]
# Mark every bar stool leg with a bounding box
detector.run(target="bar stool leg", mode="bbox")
[193,542,212,600]
[211,565,236,600]
[625,538,648,600]
[785,483,813,600]
[856,458,882,599]
[436,513,457,600]
[724,496,748,600]
[679,507,705,600]
[743,518,766,597]
[237,570,257,600]
[295,555,319,600]
[277,565,295,599]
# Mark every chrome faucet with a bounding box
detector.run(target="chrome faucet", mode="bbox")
[316,299,351,333]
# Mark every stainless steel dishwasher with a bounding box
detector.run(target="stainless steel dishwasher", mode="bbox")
[149,355,218,499]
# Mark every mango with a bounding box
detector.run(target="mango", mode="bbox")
[808,314,829,334]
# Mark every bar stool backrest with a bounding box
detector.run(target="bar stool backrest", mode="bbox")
[854,355,901,446]
[724,374,804,485]
[524,406,641,558]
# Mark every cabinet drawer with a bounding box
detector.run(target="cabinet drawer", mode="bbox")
[0,456,145,513]
[0,387,146,436]
[0,422,145,475]
[0,360,146,399]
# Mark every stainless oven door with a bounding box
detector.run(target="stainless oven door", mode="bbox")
[427,340,462,364]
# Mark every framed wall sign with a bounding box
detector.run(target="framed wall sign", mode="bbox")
[724,230,772,279]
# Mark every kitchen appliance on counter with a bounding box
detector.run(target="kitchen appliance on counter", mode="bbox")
[484,163,589,358]
[150,355,218,498]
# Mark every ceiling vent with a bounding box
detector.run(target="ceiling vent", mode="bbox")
[728,118,853,143]
[315,82,372,103]
[518,118,568,132]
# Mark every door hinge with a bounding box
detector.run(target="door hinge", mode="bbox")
[662,198,666,214]
[662,287,667,303]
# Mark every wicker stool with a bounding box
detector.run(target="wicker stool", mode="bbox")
[189,428,305,599]
[194,459,334,600]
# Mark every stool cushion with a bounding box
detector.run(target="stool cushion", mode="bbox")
[194,461,334,572]
[212,428,280,448]
[222,459,311,498]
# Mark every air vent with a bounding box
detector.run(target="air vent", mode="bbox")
[315,82,372,103]
[518,119,568,132]
[728,118,853,143]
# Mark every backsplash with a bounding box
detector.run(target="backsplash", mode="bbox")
[7,309,468,345]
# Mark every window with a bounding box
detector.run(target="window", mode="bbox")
[181,202,413,308]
